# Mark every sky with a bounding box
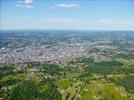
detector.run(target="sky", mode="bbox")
[0,0,134,30]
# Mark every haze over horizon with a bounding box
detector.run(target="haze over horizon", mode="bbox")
[0,0,134,30]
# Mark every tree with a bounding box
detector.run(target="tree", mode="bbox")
[42,81,62,100]
[9,80,39,100]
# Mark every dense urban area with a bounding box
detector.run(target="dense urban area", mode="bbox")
[0,30,134,100]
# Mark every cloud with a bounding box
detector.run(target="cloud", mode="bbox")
[15,4,33,8]
[16,0,33,8]
[24,0,33,4]
[55,3,80,8]
[98,19,134,26]
[41,18,134,30]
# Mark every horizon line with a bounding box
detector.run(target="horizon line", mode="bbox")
[1,29,134,31]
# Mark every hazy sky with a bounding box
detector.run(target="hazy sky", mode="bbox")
[0,0,134,30]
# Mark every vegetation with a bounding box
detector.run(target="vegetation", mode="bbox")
[0,58,134,100]
[10,80,39,100]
